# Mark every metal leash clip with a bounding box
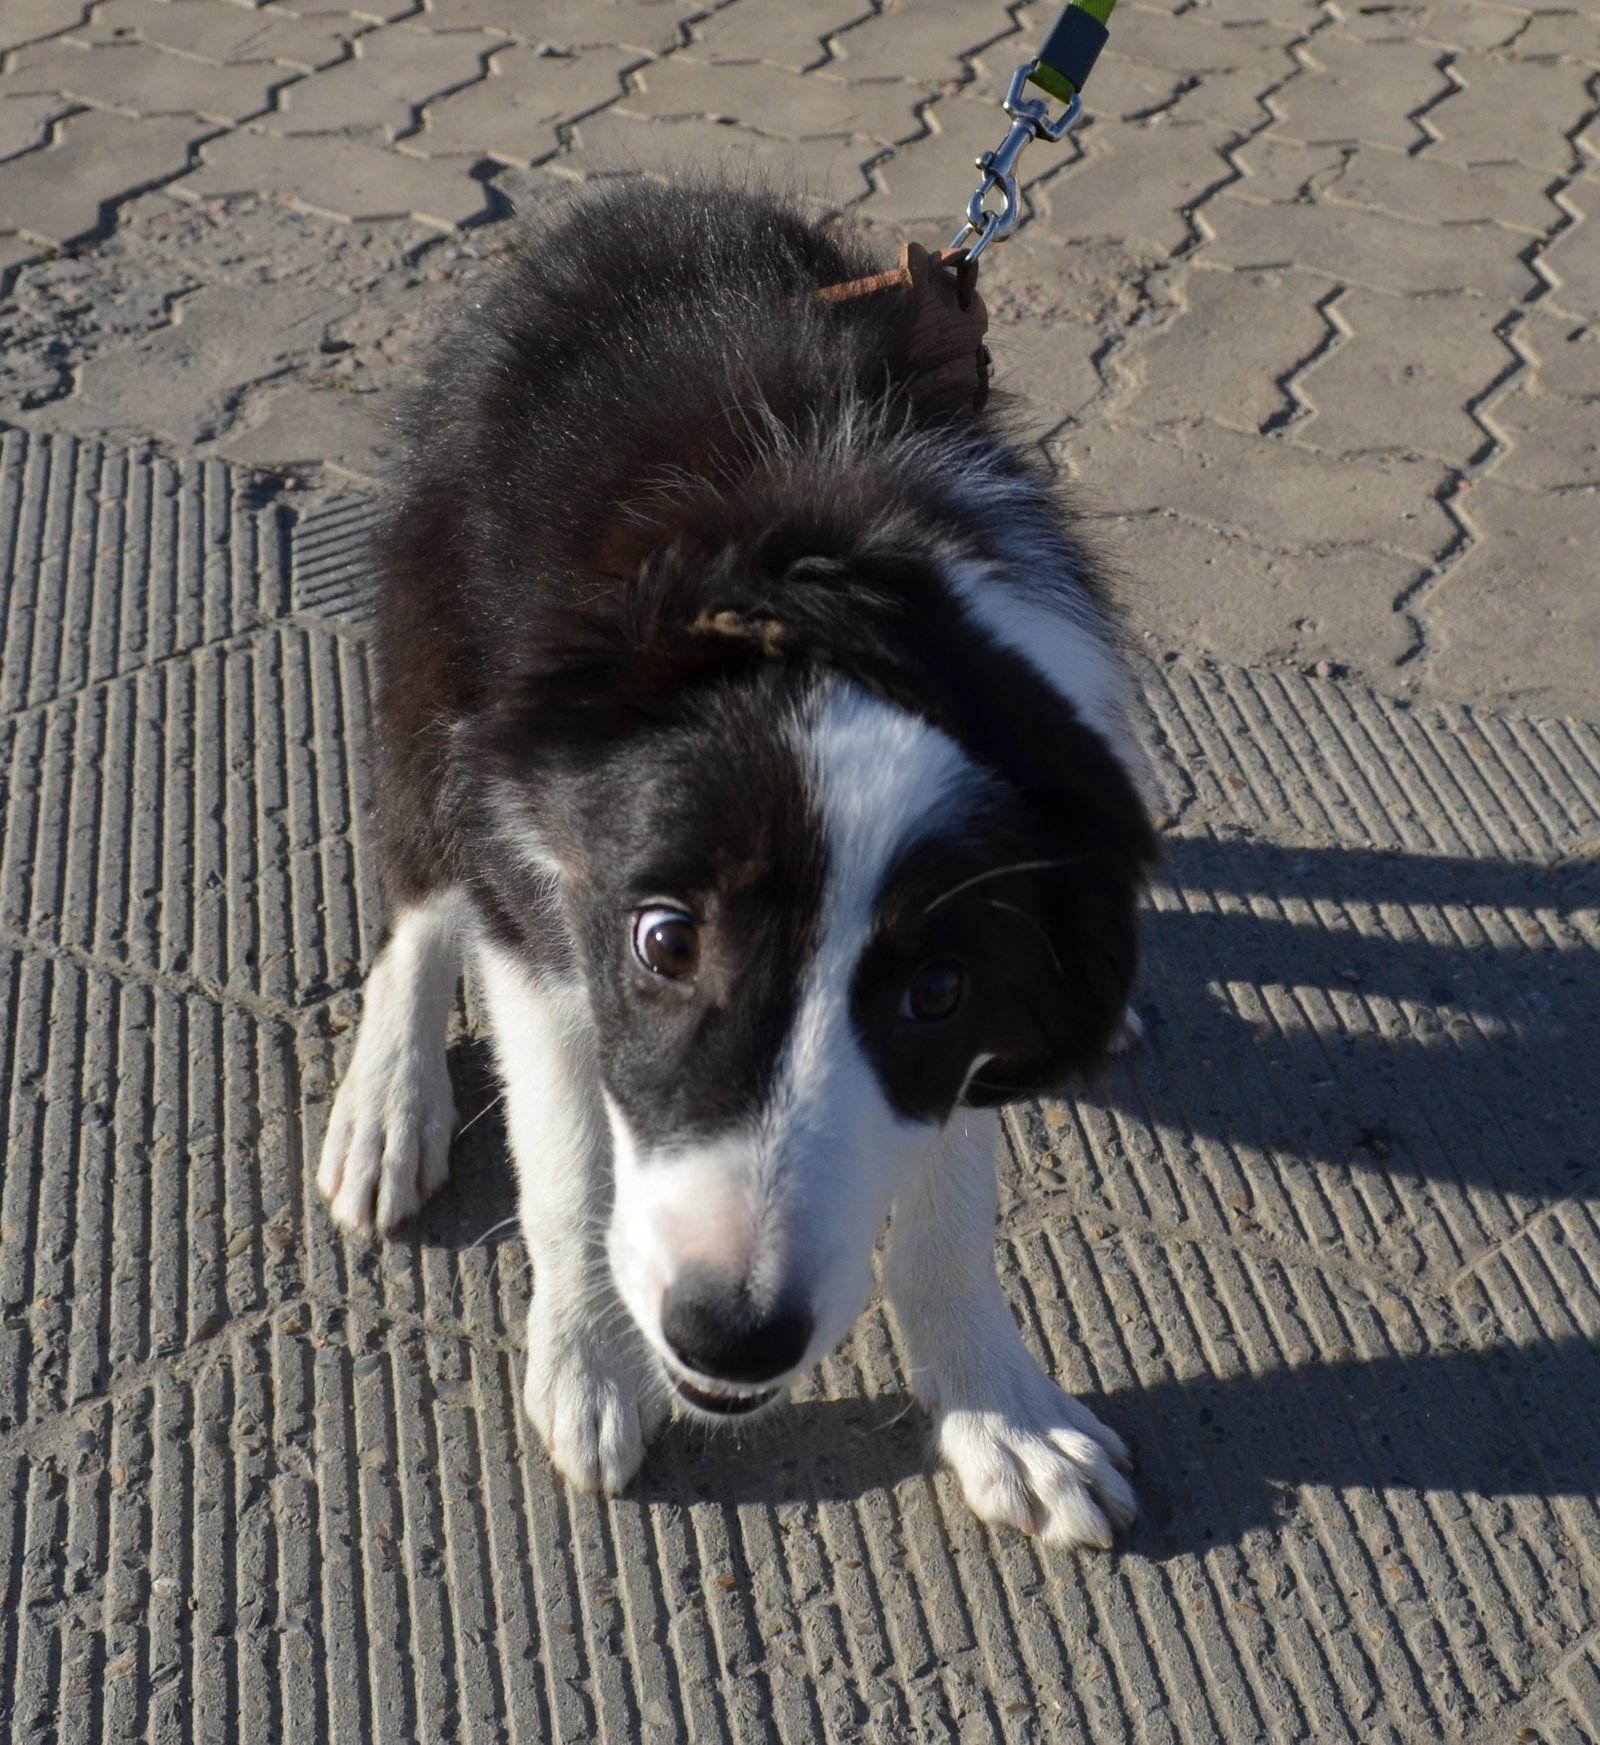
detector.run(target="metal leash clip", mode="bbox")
[950,67,1081,263]
[950,0,1116,261]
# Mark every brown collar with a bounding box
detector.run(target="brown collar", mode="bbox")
[815,242,991,417]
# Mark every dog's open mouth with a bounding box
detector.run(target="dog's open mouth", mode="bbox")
[670,1374,781,1417]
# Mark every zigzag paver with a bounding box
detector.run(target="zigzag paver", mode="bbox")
[686,0,875,71]
[171,125,491,227]
[1269,32,1458,149]
[1326,139,1562,232]
[0,0,91,54]
[618,55,927,143]
[1539,172,1600,324]
[1427,51,1598,172]
[1063,417,1457,555]
[59,0,360,68]
[0,105,206,246]
[2,36,296,123]
[1290,286,1515,461]
[1201,190,1543,296]
[415,42,644,162]
[1110,264,1335,432]
[262,24,498,139]
[1490,315,1600,491]
[0,90,68,160]
[419,0,701,52]
[1424,478,1600,710]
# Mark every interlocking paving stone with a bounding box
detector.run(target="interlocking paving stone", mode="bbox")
[0,107,210,247]
[2,427,1597,1743]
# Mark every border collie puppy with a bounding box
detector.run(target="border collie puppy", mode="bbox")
[317,180,1157,1548]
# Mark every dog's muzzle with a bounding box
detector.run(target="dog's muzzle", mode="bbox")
[658,1265,813,1414]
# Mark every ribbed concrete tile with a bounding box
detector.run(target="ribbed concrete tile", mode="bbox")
[4,432,1600,1740]
[0,430,289,714]
[1,622,382,1008]
[0,107,207,247]
[414,41,641,162]
[3,37,293,123]
[175,126,491,227]
[264,23,496,137]
[288,494,382,625]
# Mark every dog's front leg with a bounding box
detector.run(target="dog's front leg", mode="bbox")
[318,890,465,1233]
[476,945,666,1494]
[884,1108,1136,1548]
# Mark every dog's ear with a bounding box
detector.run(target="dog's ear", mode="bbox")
[960,784,1157,1107]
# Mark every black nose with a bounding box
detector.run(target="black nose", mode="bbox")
[661,1268,814,1385]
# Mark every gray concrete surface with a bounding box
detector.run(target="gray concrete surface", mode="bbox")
[2,430,1598,1742]
[3,0,1600,1739]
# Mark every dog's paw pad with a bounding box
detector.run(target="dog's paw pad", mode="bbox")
[939,1390,1136,1549]
[524,1330,667,1495]
[317,1033,456,1235]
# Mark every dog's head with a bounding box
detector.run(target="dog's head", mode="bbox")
[477,527,1157,1416]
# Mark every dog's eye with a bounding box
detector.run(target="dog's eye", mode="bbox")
[633,907,700,979]
[901,960,966,1023]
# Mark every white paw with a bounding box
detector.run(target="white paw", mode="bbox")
[937,1366,1135,1548]
[1106,1004,1144,1055]
[523,1300,668,1495]
[317,1015,456,1234]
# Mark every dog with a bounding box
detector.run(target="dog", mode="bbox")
[316,179,1157,1548]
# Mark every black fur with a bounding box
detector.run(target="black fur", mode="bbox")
[366,177,1156,1132]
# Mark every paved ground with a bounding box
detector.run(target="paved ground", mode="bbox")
[1,1,1598,1742]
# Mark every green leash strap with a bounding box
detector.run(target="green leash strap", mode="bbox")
[1029,0,1119,105]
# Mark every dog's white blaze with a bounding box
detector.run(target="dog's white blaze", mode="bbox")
[605,681,983,1375]
[943,556,1135,765]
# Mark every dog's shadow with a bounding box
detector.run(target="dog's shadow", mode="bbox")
[413,834,1600,1556]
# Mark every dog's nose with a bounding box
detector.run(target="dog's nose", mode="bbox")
[661,1268,814,1384]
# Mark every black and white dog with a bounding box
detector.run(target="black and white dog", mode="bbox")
[317,181,1157,1548]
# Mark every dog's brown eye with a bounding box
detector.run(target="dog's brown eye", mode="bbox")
[633,907,700,978]
[902,960,966,1023]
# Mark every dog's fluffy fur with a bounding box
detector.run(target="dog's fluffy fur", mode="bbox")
[317,181,1157,1546]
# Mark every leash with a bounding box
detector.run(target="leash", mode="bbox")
[952,0,1118,262]
[818,0,1119,415]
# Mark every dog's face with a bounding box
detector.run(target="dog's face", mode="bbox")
[487,650,1152,1418]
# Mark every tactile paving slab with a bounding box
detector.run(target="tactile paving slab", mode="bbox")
[2,430,1598,1744]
